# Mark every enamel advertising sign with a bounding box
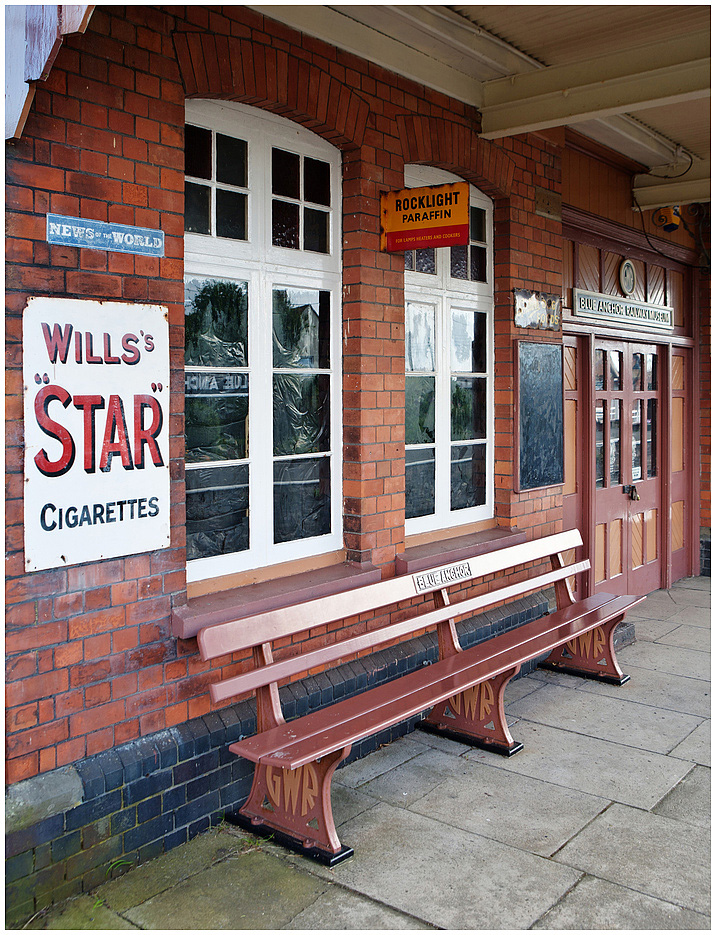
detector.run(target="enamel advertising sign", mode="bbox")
[380,182,470,252]
[23,298,171,572]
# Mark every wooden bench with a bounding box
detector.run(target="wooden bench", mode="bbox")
[197,529,644,865]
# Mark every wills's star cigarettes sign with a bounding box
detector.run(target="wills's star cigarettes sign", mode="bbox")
[23,298,171,571]
[380,182,470,252]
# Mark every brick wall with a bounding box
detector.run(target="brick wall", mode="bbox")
[6,4,567,789]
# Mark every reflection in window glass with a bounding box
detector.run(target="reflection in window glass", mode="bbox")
[405,448,435,518]
[185,371,249,463]
[646,353,658,390]
[610,400,621,486]
[595,349,605,391]
[646,399,657,478]
[272,199,300,249]
[596,404,605,488]
[632,401,642,481]
[273,456,330,543]
[632,353,643,391]
[303,207,329,253]
[470,206,486,242]
[185,278,248,368]
[404,249,437,274]
[186,463,249,560]
[609,351,621,390]
[405,302,435,372]
[406,376,435,445]
[451,443,486,510]
[451,377,486,441]
[273,289,330,369]
[451,309,486,373]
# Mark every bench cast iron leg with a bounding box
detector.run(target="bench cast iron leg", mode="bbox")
[539,618,629,685]
[419,665,523,756]
[230,745,353,866]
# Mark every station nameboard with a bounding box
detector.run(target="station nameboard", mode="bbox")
[573,289,673,331]
[381,182,469,252]
[23,298,171,571]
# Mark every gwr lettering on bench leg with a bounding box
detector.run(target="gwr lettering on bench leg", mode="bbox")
[420,664,524,755]
[539,616,629,685]
[232,746,353,865]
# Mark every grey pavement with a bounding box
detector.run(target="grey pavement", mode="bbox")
[25,578,711,930]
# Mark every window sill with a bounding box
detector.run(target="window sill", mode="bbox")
[172,561,381,640]
[395,526,526,576]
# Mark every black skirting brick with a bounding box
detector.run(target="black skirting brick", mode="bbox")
[174,791,220,830]
[65,836,122,880]
[188,816,210,840]
[137,796,161,824]
[110,807,137,836]
[138,838,165,864]
[93,750,124,792]
[123,813,173,853]
[6,814,65,859]
[117,748,143,785]
[123,770,172,807]
[5,850,34,884]
[154,735,179,770]
[164,827,188,852]
[50,830,82,863]
[162,785,186,813]
[76,760,106,800]
[186,774,211,802]
[201,712,226,746]
[65,790,122,833]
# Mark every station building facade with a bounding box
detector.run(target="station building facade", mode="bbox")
[5,5,709,922]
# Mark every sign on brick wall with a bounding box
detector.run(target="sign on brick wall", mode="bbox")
[380,182,469,252]
[23,298,171,572]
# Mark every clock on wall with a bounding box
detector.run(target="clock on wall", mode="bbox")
[619,259,636,296]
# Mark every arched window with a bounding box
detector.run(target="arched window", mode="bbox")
[403,166,494,532]
[184,101,342,582]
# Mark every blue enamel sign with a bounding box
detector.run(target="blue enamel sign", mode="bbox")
[46,214,165,256]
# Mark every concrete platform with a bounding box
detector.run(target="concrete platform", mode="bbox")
[23,578,711,930]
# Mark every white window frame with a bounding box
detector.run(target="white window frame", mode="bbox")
[404,165,494,535]
[184,101,343,582]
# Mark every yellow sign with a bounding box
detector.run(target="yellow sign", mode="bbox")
[380,182,469,252]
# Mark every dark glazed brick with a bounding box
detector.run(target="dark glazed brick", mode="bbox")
[123,769,172,805]
[188,816,210,839]
[34,843,52,871]
[138,838,165,863]
[164,827,188,852]
[117,748,143,784]
[202,711,226,745]
[163,785,186,812]
[94,750,124,791]
[66,837,122,879]
[5,849,34,883]
[123,813,173,852]
[137,796,161,823]
[174,791,220,829]
[111,807,137,835]
[155,735,179,769]
[76,759,106,799]
[51,830,82,862]
[65,790,121,832]
[6,814,64,858]
[186,774,211,801]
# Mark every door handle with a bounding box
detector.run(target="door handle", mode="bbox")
[623,484,640,501]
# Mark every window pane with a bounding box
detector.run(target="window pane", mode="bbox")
[405,302,435,372]
[185,124,212,180]
[450,244,468,279]
[216,133,247,188]
[646,353,658,390]
[470,206,486,242]
[405,448,435,518]
[451,442,486,510]
[470,245,487,282]
[451,377,486,441]
[596,404,605,488]
[272,147,300,198]
[646,399,657,478]
[632,353,643,391]
[610,400,621,486]
[415,249,436,274]
[303,207,329,253]
[404,251,415,271]
[273,374,330,455]
[274,456,330,543]
[609,350,621,390]
[273,288,330,368]
[405,375,435,445]
[186,464,249,560]
[185,278,248,367]
[595,349,605,391]
[185,372,249,463]
[216,189,247,240]
[304,156,330,206]
[451,309,486,373]
[185,182,210,234]
[632,401,643,481]
[272,199,300,249]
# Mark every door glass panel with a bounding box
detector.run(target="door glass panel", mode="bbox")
[596,404,605,488]
[273,456,330,543]
[632,353,643,391]
[609,351,621,390]
[216,190,247,240]
[185,182,211,234]
[185,124,212,179]
[405,448,435,518]
[451,377,486,440]
[272,200,300,249]
[405,302,435,371]
[273,288,330,369]
[646,399,657,478]
[303,156,331,206]
[406,376,435,444]
[216,133,247,187]
[609,400,621,486]
[451,442,486,510]
[450,244,468,279]
[451,309,486,373]
[631,401,642,481]
[595,350,605,391]
[303,207,329,253]
[272,148,300,198]
[646,353,658,390]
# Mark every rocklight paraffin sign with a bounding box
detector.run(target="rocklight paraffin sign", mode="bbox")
[381,182,469,252]
[23,298,171,572]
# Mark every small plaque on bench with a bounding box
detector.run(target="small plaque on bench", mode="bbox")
[413,561,472,594]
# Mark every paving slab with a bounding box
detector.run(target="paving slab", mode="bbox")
[635,616,689,642]
[672,576,711,592]
[656,624,712,652]
[532,874,710,930]
[653,765,711,827]
[506,682,702,753]
[574,665,710,718]
[291,801,580,930]
[283,885,434,929]
[407,728,471,756]
[123,849,327,930]
[665,605,712,628]
[25,895,138,930]
[604,640,711,680]
[464,721,692,810]
[407,758,608,857]
[669,719,711,766]
[335,736,425,789]
[627,593,682,620]
[340,745,463,809]
[668,587,711,608]
[554,803,711,914]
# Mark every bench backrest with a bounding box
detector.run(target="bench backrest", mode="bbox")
[199,529,587,705]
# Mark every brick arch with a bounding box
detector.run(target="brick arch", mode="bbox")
[396,114,514,199]
[173,32,370,149]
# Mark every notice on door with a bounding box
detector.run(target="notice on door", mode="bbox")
[23,298,171,572]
